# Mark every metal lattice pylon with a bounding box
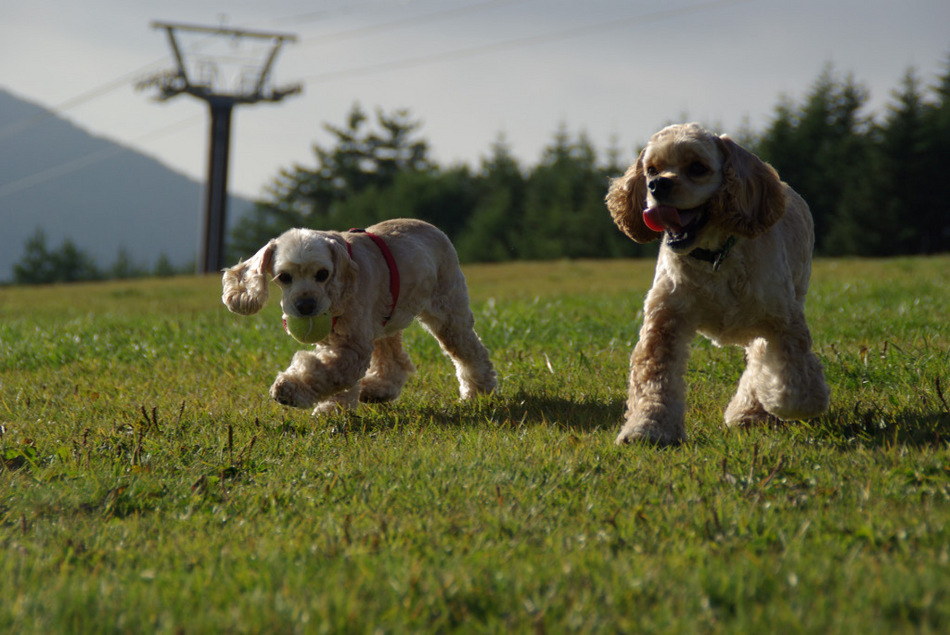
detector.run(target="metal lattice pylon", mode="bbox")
[139,21,301,274]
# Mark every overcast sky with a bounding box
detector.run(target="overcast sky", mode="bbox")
[1,0,947,200]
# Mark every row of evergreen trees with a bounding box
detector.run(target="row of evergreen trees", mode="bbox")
[232,57,950,262]
[229,107,646,263]
[757,64,950,256]
[12,229,185,285]
[11,57,950,284]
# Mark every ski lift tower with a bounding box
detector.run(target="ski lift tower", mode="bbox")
[139,21,301,274]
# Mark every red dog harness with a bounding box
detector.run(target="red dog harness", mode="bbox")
[346,228,400,325]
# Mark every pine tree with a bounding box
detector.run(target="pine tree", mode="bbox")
[872,68,930,254]
[229,104,432,257]
[456,135,526,262]
[12,229,101,284]
[919,54,950,253]
[12,229,57,284]
[757,66,872,254]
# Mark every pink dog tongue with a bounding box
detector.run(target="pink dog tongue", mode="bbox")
[643,205,684,232]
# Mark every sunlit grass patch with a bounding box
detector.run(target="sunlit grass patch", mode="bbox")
[1,257,949,632]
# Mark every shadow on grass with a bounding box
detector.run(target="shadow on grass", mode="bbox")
[286,392,949,451]
[309,391,625,437]
[477,392,623,434]
[802,404,950,450]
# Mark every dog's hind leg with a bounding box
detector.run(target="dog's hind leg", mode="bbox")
[745,320,829,422]
[725,338,771,425]
[417,284,496,399]
[359,332,416,403]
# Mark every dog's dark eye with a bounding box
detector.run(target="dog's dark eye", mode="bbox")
[276,272,292,285]
[688,161,710,177]
[646,165,658,177]
[315,269,330,283]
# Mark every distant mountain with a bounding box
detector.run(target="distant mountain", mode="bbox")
[0,87,254,282]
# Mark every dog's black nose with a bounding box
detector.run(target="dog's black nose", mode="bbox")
[649,177,674,198]
[295,297,318,316]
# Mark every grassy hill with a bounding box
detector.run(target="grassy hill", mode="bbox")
[1,257,948,632]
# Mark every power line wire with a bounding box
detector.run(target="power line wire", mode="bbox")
[0,114,203,202]
[0,0,752,199]
[1,0,749,142]
[302,0,753,83]
[269,0,407,26]
[298,0,532,47]
[0,26,249,142]
[0,0,746,142]
[0,59,171,142]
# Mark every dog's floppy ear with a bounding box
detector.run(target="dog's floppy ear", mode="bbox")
[221,239,277,315]
[606,148,662,243]
[325,234,360,308]
[712,135,786,238]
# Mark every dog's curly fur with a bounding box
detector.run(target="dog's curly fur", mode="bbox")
[606,123,829,445]
[222,218,496,413]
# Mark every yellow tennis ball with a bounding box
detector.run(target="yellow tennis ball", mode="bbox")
[282,313,332,344]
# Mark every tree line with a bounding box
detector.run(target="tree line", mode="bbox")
[757,62,950,256]
[233,57,950,262]
[11,229,186,285]
[11,56,950,284]
[229,106,647,263]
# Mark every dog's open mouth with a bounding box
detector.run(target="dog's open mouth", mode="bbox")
[643,205,708,249]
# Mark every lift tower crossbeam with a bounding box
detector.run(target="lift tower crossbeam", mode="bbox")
[139,21,301,274]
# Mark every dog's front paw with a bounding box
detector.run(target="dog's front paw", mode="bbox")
[615,416,685,447]
[270,374,318,409]
[358,375,404,403]
[312,400,346,416]
[724,399,770,427]
[312,386,360,415]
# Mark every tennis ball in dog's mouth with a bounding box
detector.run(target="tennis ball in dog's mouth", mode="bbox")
[282,313,332,344]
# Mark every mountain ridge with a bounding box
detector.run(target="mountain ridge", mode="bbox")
[0,87,253,282]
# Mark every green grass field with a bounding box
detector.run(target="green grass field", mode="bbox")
[2,257,949,633]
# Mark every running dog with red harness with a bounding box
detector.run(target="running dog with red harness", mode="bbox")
[222,218,497,413]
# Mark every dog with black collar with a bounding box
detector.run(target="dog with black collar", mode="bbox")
[606,123,829,445]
